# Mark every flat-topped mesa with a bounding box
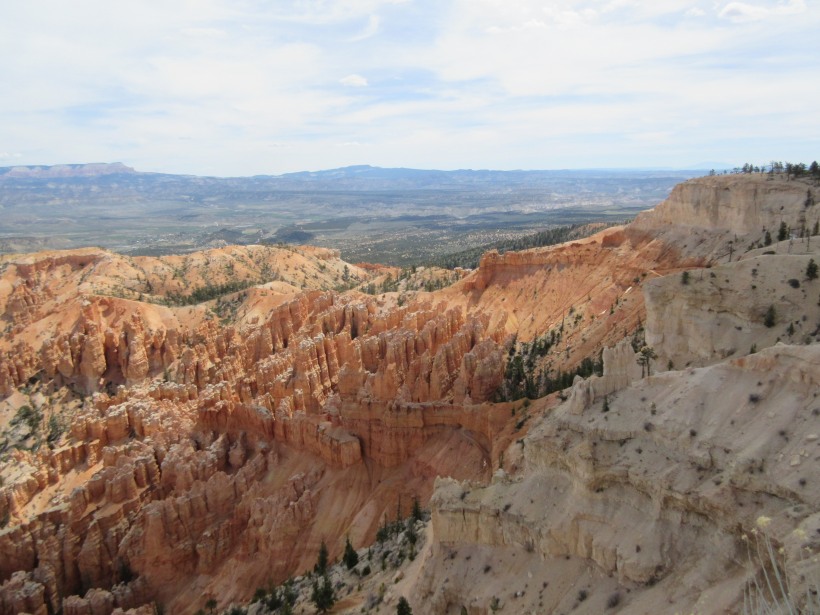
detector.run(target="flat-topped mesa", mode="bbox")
[2,162,136,179]
[633,174,816,235]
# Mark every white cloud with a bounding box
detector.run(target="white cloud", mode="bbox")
[719,2,769,21]
[0,0,818,174]
[719,0,806,23]
[340,74,369,87]
[349,15,381,41]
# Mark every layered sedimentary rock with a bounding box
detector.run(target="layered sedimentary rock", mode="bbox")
[1,174,819,614]
[419,342,820,614]
[0,284,508,614]
[645,249,820,368]
[633,174,815,235]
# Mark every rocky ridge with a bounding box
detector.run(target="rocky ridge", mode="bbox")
[0,174,818,614]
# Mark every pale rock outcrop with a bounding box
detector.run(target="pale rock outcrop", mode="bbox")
[425,343,820,614]
[645,249,820,368]
[567,338,642,414]
[633,174,815,235]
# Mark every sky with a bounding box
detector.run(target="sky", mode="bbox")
[1,0,818,176]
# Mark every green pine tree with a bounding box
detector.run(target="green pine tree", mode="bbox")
[807,258,818,280]
[397,596,413,615]
[343,537,359,570]
[764,305,776,328]
[311,574,335,613]
[314,541,329,576]
[411,496,423,522]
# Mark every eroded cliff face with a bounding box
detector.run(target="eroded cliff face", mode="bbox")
[415,342,820,614]
[0,244,374,396]
[437,224,707,380]
[0,279,509,614]
[641,175,820,369]
[2,174,819,615]
[633,174,816,236]
[405,175,820,615]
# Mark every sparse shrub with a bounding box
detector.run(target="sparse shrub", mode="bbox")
[47,414,62,445]
[681,271,690,285]
[749,393,761,403]
[788,278,800,289]
[251,588,266,604]
[607,592,621,608]
[741,516,816,615]
[643,422,654,432]
[12,405,42,432]
[602,396,610,413]
[577,589,589,602]
[524,538,535,552]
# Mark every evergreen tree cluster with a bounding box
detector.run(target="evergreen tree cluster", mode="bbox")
[496,329,603,401]
[425,223,612,270]
[249,580,297,614]
[375,497,424,544]
[360,266,459,295]
[730,161,820,178]
[310,541,335,613]
[162,279,256,306]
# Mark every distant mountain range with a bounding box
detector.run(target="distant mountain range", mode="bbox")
[0,161,706,187]
[0,162,704,261]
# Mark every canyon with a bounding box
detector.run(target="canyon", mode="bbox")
[0,174,818,614]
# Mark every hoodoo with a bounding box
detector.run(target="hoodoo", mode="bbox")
[0,174,818,614]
